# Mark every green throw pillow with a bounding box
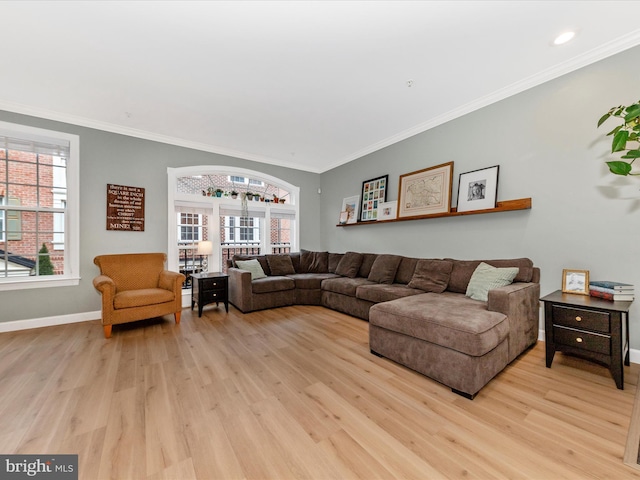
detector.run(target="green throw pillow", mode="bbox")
[236,259,267,280]
[465,262,519,301]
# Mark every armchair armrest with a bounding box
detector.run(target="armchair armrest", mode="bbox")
[228,267,253,312]
[487,282,540,362]
[159,270,186,292]
[93,274,116,296]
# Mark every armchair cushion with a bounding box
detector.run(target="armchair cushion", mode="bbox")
[114,288,175,309]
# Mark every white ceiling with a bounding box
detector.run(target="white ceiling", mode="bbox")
[2,1,640,173]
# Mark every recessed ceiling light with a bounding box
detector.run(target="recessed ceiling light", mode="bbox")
[553,31,575,46]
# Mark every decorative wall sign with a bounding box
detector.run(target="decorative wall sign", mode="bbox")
[397,162,453,218]
[359,174,388,221]
[106,184,145,231]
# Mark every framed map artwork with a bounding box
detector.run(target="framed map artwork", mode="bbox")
[397,162,453,218]
[359,174,388,221]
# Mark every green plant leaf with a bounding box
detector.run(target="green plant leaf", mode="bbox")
[625,104,640,122]
[607,161,633,175]
[614,107,625,116]
[612,130,629,152]
[606,125,622,136]
[597,112,612,127]
[621,149,640,158]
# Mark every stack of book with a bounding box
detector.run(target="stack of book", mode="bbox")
[589,280,635,301]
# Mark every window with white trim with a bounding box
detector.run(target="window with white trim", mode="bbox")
[169,166,299,278]
[0,121,79,290]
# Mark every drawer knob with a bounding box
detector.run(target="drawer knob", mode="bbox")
[576,337,583,343]
[575,316,582,322]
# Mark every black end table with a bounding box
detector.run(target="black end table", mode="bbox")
[190,272,229,317]
[541,290,632,389]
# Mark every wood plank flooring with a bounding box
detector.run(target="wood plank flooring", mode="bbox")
[1,304,639,479]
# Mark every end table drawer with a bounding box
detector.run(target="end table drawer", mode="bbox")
[202,290,225,303]
[203,279,226,290]
[552,305,610,333]
[553,325,610,355]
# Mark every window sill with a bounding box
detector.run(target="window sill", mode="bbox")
[0,276,81,291]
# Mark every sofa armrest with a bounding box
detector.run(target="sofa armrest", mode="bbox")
[159,270,186,292]
[487,282,540,362]
[228,267,253,312]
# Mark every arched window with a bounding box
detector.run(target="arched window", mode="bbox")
[167,166,299,289]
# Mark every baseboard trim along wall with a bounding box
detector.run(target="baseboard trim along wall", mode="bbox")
[0,311,101,334]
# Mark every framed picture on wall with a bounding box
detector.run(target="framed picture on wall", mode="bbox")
[341,195,360,224]
[377,201,397,221]
[359,174,388,221]
[397,162,453,218]
[456,165,499,212]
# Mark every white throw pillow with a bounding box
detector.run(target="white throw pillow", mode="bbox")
[465,262,518,301]
[235,259,267,280]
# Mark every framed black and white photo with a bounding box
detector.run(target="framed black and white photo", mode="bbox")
[456,165,499,213]
[359,174,388,221]
[562,269,589,295]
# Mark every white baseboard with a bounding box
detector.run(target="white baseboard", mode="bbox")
[538,329,639,365]
[0,310,102,333]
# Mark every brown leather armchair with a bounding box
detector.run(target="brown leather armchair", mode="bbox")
[93,253,185,338]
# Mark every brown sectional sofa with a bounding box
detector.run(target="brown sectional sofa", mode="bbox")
[227,250,540,399]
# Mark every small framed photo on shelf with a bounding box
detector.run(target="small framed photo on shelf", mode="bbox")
[376,201,397,221]
[397,162,453,218]
[338,211,349,225]
[562,269,590,295]
[456,165,499,212]
[359,174,388,221]
[341,195,360,224]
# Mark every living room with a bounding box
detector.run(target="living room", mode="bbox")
[2,1,640,478]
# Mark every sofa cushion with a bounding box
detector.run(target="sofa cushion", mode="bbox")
[328,253,343,273]
[114,288,175,309]
[322,277,375,296]
[251,276,295,294]
[235,259,268,280]
[233,255,271,276]
[289,252,301,273]
[466,262,519,301]
[266,254,295,275]
[395,257,419,284]
[287,273,340,289]
[369,292,508,357]
[408,259,453,293]
[446,258,533,293]
[356,284,424,303]
[300,250,329,273]
[358,253,378,278]
[335,252,364,278]
[368,254,403,284]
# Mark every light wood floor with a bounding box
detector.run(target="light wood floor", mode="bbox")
[1,304,640,480]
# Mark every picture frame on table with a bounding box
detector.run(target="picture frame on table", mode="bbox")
[397,162,453,219]
[562,269,590,295]
[377,201,397,221]
[456,165,499,212]
[359,174,388,221]
[340,195,360,224]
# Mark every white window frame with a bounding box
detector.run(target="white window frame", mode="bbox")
[168,166,299,274]
[178,212,203,242]
[0,121,80,291]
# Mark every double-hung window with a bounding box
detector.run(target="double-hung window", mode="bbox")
[0,121,79,290]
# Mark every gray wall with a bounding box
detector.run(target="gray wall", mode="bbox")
[320,45,640,347]
[0,111,322,322]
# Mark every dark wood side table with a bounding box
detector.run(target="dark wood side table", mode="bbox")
[190,272,229,317]
[541,290,632,389]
